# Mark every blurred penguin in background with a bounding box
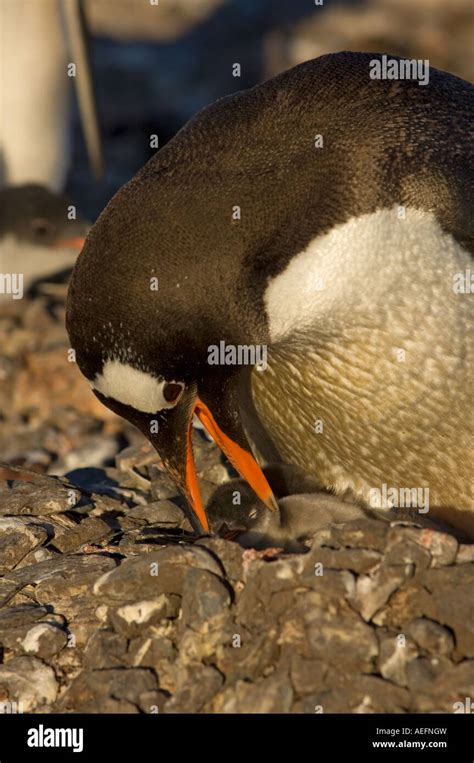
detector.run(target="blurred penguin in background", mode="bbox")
[1,0,71,190]
[0,0,101,295]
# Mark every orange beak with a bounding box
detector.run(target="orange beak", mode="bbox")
[52,237,87,250]
[185,398,278,533]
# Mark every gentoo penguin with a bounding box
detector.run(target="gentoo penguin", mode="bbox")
[205,463,371,550]
[0,0,102,189]
[0,185,89,297]
[205,465,471,550]
[66,52,474,537]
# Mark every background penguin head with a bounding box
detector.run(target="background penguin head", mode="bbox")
[0,184,89,250]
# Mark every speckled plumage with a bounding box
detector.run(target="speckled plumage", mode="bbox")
[254,207,473,534]
[67,52,474,536]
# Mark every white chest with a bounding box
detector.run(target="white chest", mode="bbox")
[255,207,473,518]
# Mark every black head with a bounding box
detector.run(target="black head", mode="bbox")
[66,159,278,533]
[0,184,89,248]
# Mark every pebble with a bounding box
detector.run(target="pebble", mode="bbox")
[0,518,49,574]
[60,667,160,713]
[20,622,68,659]
[377,631,419,686]
[406,617,454,656]
[0,656,58,711]
[0,476,79,516]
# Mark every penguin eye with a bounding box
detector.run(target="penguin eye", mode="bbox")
[162,381,184,405]
[30,218,55,239]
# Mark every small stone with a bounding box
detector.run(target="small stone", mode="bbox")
[405,656,453,693]
[384,529,432,571]
[211,671,293,713]
[377,631,418,686]
[305,546,382,575]
[137,690,168,714]
[83,630,129,670]
[5,551,116,587]
[0,656,58,711]
[404,527,458,567]
[21,622,68,659]
[406,617,454,656]
[51,517,115,553]
[0,476,79,516]
[127,635,176,668]
[109,594,181,637]
[117,528,167,555]
[93,545,223,603]
[237,556,356,635]
[33,555,117,605]
[328,518,390,551]
[411,660,474,712]
[165,664,223,713]
[25,547,56,565]
[197,538,244,584]
[302,591,379,673]
[290,654,329,697]
[371,581,431,629]
[294,676,410,714]
[0,606,60,657]
[0,518,49,573]
[22,555,118,631]
[150,471,180,500]
[55,436,119,473]
[130,501,185,526]
[416,565,474,657]
[115,442,157,490]
[0,604,48,631]
[180,569,231,631]
[353,563,412,622]
[203,462,230,485]
[60,668,158,713]
[455,544,474,564]
[217,627,279,683]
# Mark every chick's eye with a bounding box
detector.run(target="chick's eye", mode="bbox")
[162,381,184,405]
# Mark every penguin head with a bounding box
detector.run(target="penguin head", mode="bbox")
[66,216,276,535]
[0,184,89,250]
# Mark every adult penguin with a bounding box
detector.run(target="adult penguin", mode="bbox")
[66,52,474,536]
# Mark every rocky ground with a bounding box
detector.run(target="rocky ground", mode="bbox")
[0,289,473,714]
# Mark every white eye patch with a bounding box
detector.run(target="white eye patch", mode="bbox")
[91,359,183,413]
